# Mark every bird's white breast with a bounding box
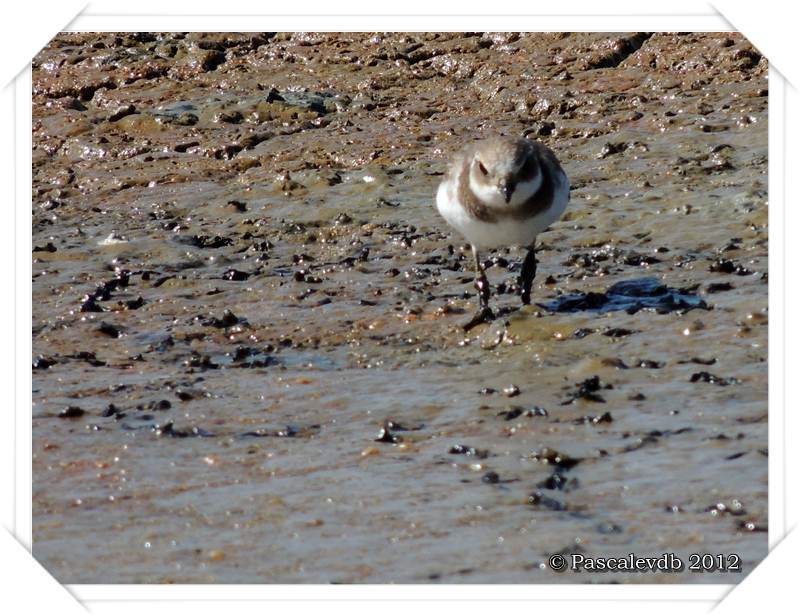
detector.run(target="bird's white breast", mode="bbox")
[436,169,569,250]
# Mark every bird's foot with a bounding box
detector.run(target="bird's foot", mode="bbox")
[462,306,495,332]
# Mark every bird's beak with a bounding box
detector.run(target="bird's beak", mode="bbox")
[501,183,512,203]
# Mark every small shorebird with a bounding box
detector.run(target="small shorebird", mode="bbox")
[436,135,570,328]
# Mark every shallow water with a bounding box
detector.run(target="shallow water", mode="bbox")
[32,32,767,583]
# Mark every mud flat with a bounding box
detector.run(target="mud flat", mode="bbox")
[32,32,767,583]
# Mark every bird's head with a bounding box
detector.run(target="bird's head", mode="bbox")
[469,138,543,207]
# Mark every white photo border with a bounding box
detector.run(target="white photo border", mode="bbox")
[6,4,792,613]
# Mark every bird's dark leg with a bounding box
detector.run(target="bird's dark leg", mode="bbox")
[519,243,537,306]
[463,245,494,331]
[472,245,491,311]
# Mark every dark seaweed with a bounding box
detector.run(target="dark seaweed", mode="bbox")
[540,277,708,314]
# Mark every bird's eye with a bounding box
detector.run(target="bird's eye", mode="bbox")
[477,161,488,175]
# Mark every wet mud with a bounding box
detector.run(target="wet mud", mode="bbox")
[32,32,767,583]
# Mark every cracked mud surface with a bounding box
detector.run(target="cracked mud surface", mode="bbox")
[32,32,767,583]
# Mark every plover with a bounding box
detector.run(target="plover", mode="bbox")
[436,135,569,327]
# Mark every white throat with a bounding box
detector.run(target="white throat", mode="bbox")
[469,172,543,208]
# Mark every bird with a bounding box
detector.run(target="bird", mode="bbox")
[436,135,570,328]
